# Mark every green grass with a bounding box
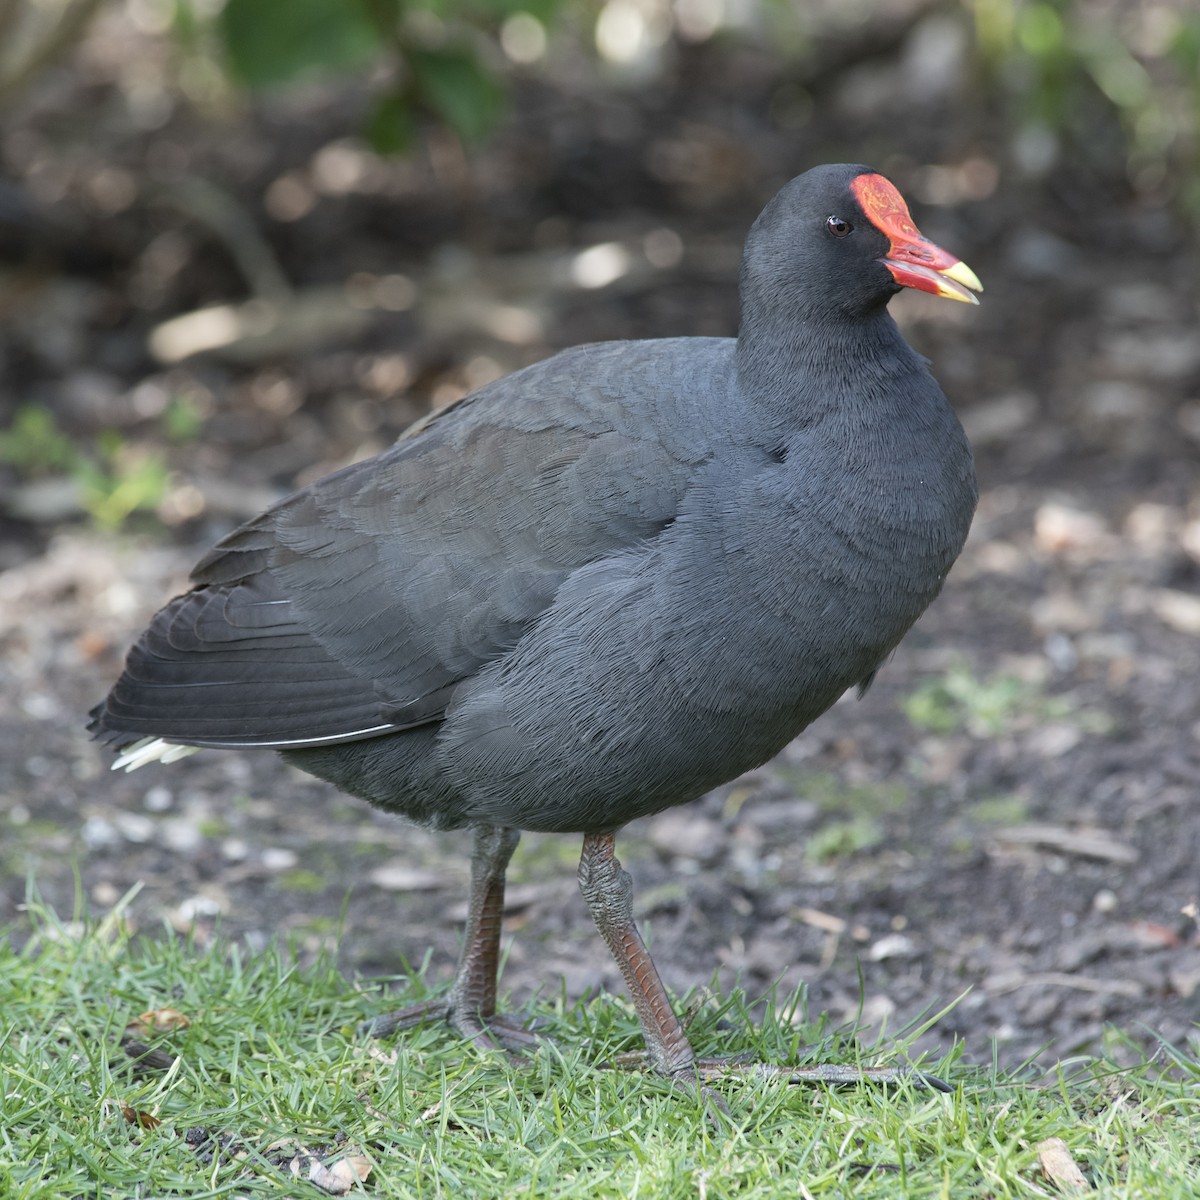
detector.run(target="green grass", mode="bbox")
[2,896,1197,1198]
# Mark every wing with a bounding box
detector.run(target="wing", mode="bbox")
[94,573,414,747]
[92,340,724,749]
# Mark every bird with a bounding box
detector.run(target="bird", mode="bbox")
[91,162,980,1105]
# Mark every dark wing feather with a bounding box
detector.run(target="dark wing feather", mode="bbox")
[96,575,420,746]
[92,342,711,750]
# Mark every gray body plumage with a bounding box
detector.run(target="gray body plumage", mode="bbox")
[93,166,977,836]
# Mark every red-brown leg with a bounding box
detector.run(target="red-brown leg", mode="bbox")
[577,831,698,1077]
[578,831,950,1103]
[364,824,536,1052]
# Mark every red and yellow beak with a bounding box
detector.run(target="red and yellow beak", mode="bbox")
[850,173,982,305]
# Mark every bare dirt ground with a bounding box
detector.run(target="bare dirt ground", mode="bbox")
[1,11,1198,1073]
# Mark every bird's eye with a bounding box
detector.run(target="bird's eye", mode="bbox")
[826,215,853,238]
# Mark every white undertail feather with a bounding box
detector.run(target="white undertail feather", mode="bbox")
[112,738,201,773]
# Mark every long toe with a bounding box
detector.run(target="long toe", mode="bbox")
[448,1010,544,1055]
[361,999,544,1056]
[692,1056,951,1092]
[487,1013,545,1053]
[358,999,452,1040]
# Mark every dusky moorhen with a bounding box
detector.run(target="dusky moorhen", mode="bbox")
[92,163,980,1102]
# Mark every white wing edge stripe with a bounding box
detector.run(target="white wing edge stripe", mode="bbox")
[112,724,399,772]
[230,723,398,747]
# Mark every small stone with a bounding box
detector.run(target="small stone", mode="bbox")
[6,477,84,522]
[1167,952,1200,999]
[1030,592,1097,634]
[144,786,173,812]
[1042,632,1077,673]
[81,815,119,849]
[1034,504,1112,556]
[245,929,271,953]
[175,895,222,922]
[160,819,204,854]
[1177,402,1200,445]
[1180,518,1200,563]
[262,847,299,872]
[1076,632,1137,662]
[1026,723,1082,759]
[1017,988,1061,1025]
[1037,1137,1089,1194]
[21,693,58,720]
[221,838,250,862]
[646,811,724,864]
[734,934,800,975]
[1152,590,1200,635]
[113,812,156,843]
[738,796,819,833]
[368,862,449,891]
[867,933,916,961]
[858,993,897,1026]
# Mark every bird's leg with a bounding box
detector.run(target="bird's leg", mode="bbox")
[446,822,518,1021]
[363,824,536,1052]
[577,832,711,1100]
[577,832,951,1104]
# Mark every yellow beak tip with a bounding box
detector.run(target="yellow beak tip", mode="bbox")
[942,260,983,295]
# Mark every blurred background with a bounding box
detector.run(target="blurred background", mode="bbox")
[0,0,1197,1068]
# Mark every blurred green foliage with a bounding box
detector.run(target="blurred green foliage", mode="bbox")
[76,434,171,532]
[0,404,174,531]
[902,659,1069,737]
[185,0,1200,206]
[218,0,383,86]
[0,405,79,475]
[162,393,207,442]
[201,0,566,152]
[974,0,1199,200]
[806,813,885,862]
[2,0,1196,203]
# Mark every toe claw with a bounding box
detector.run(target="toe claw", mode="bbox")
[361,998,543,1056]
[915,1070,952,1093]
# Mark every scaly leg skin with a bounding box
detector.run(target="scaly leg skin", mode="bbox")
[578,831,731,1120]
[577,831,951,1116]
[362,824,537,1054]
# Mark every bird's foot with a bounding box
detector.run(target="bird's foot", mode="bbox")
[592,1049,733,1127]
[360,998,541,1055]
[672,1056,949,1131]
[608,1049,949,1094]
[694,1054,951,1092]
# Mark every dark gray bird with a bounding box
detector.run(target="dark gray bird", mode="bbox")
[92,163,980,1101]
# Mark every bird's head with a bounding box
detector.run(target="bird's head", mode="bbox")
[742,163,982,320]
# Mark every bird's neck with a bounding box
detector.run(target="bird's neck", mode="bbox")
[735,305,929,436]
